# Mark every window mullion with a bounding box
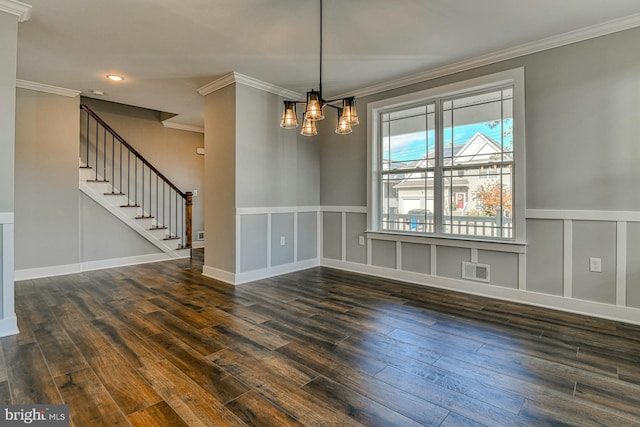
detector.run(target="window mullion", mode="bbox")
[434,98,443,237]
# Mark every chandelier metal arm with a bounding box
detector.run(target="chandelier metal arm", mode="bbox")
[279,0,359,135]
[319,0,323,101]
[284,99,341,109]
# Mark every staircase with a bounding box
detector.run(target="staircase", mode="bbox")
[79,104,192,258]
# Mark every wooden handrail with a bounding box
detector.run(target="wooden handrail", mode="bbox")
[81,103,192,248]
[80,103,186,199]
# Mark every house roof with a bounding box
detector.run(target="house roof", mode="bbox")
[392,131,505,189]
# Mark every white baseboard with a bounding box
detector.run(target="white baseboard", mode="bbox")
[0,316,19,338]
[202,265,237,285]
[203,258,320,286]
[15,263,82,281]
[81,253,175,272]
[192,241,205,249]
[235,258,320,285]
[15,252,189,281]
[320,258,640,325]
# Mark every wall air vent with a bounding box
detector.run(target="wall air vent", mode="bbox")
[462,261,491,283]
[197,231,205,241]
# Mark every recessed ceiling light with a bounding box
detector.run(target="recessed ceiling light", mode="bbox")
[106,74,124,81]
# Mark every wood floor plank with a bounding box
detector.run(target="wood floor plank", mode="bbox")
[138,359,247,427]
[148,296,218,329]
[144,332,248,404]
[55,368,129,426]
[439,411,485,427]
[0,338,8,383]
[211,348,364,427]
[277,341,450,426]
[80,339,162,415]
[65,292,110,320]
[211,347,317,389]
[339,332,441,368]
[386,352,525,414]
[302,375,427,427]
[225,390,305,427]
[433,354,576,398]
[146,310,226,356]
[91,316,163,367]
[107,300,165,336]
[519,394,639,426]
[32,318,89,377]
[209,317,290,350]
[374,365,531,426]
[0,381,12,404]
[2,336,62,405]
[128,401,189,427]
[575,381,640,418]
[10,251,640,425]
[477,344,618,387]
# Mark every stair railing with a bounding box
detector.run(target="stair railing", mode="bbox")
[80,103,192,249]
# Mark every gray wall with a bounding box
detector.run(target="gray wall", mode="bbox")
[320,27,640,211]
[572,221,617,304]
[318,27,640,310]
[402,242,430,275]
[345,213,366,264]
[323,212,342,260]
[15,89,80,269]
[240,214,268,272]
[627,223,640,309]
[525,219,563,296]
[371,240,396,269]
[208,83,321,276]
[14,90,195,272]
[235,84,319,209]
[80,193,160,262]
[0,11,19,327]
[204,84,237,273]
[0,12,18,213]
[297,211,317,261]
[271,213,294,267]
[81,98,205,237]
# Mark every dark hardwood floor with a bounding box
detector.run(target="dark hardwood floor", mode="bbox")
[3,249,640,426]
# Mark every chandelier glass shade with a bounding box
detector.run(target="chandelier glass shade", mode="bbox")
[300,113,318,136]
[335,108,352,135]
[280,101,299,129]
[279,0,358,137]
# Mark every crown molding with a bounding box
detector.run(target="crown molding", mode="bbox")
[161,121,204,134]
[233,72,304,100]
[332,13,640,100]
[16,79,81,97]
[0,0,31,22]
[197,72,303,100]
[197,73,235,96]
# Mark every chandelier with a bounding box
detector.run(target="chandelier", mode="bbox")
[279,0,359,136]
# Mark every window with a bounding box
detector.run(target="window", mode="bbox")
[369,68,525,242]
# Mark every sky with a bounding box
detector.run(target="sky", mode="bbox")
[383,119,513,163]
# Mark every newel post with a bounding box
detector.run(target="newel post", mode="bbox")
[185,192,193,249]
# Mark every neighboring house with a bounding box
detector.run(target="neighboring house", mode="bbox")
[390,132,511,226]
[393,132,506,213]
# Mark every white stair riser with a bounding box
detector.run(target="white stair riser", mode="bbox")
[79,163,187,258]
[148,228,168,240]
[133,218,154,230]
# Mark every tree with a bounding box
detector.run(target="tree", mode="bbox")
[474,181,511,217]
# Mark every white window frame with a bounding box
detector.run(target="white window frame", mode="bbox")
[367,68,526,244]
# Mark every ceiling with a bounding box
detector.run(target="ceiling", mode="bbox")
[15,0,640,129]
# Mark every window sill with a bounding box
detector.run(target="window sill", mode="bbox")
[365,230,526,254]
